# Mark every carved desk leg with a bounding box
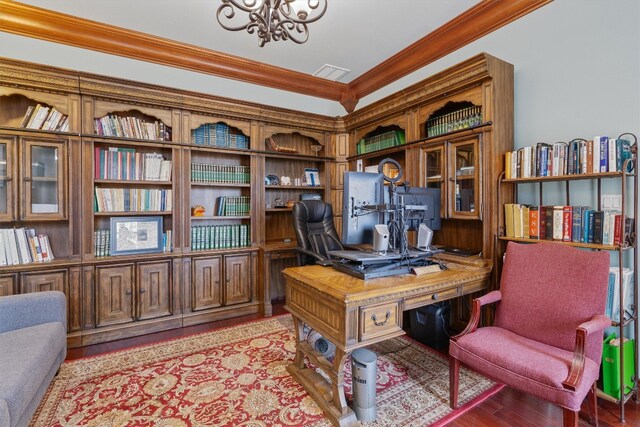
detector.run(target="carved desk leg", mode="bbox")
[331,347,350,416]
[286,313,359,426]
[290,313,306,371]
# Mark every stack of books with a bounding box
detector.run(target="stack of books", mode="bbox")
[191,123,249,149]
[0,228,54,265]
[426,106,482,138]
[20,104,69,132]
[190,224,250,251]
[606,267,634,323]
[216,196,250,216]
[505,135,635,179]
[95,148,172,181]
[94,114,172,141]
[94,188,173,212]
[93,229,111,257]
[356,130,405,155]
[191,163,250,183]
[504,203,634,246]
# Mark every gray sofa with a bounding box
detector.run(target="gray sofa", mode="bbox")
[0,291,67,427]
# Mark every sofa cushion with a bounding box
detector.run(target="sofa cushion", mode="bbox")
[0,322,66,426]
[450,326,600,411]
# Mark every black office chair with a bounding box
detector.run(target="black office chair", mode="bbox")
[292,199,343,266]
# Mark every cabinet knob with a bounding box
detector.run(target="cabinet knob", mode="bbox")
[449,177,454,182]
[139,288,146,294]
[23,177,31,182]
[432,293,439,300]
[125,289,132,295]
[5,177,11,182]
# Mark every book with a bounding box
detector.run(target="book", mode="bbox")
[592,211,604,244]
[529,205,540,238]
[552,206,563,240]
[562,206,572,241]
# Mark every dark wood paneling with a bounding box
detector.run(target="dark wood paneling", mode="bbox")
[192,256,222,311]
[224,253,251,305]
[0,275,16,296]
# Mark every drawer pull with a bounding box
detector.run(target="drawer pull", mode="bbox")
[371,311,391,326]
[432,293,439,300]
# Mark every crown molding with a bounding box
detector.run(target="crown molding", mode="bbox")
[0,0,551,113]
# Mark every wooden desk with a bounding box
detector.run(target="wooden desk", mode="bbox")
[283,256,492,426]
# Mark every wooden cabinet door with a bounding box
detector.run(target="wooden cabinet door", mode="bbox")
[137,260,171,320]
[0,135,17,221]
[0,275,16,296]
[192,256,222,311]
[224,254,251,305]
[96,264,134,327]
[20,137,67,220]
[448,135,481,220]
[423,143,447,218]
[20,270,66,293]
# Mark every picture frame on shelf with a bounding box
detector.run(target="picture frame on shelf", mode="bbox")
[110,216,163,256]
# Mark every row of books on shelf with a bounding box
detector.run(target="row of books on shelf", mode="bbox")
[0,228,54,266]
[356,130,405,155]
[93,229,172,257]
[215,196,250,216]
[19,104,69,132]
[191,163,250,184]
[191,123,249,149]
[191,224,250,251]
[504,204,634,246]
[606,267,635,323]
[94,148,172,181]
[505,134,635,179]
[94,114,172,141]
[94,188,173,213]
[425,106,483,138]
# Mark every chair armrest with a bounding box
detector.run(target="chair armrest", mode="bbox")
[0,291,67,333]
[295,247,333,266]
[562,314,611,391]
[451,290,502,341]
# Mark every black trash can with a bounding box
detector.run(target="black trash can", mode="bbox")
[409,301,451,352]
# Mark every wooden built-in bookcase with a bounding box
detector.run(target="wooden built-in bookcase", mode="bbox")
[0,52,513,346]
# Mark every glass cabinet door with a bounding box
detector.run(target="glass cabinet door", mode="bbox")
[423,144,446,217]
[0,136,17,222]
[22,139,67,220]
[449,136,480,219]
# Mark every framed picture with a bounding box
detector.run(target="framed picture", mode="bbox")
[110,216,163,256]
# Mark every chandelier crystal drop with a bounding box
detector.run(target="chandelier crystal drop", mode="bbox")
[216,0,328,47]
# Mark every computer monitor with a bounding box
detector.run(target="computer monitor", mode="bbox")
[396,185,441,231]
[342,171,385,245]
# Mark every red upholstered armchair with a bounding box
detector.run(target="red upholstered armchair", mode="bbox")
[449,242,611,427]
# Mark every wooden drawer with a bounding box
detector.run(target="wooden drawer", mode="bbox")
[359,301,402,342]
[403,286,460,311]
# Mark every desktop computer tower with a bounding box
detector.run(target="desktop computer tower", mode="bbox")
[409,302,451,352]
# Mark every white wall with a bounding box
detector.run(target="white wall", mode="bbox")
[361,0,640,150]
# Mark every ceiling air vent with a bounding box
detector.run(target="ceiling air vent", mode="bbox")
[313,64,350,81]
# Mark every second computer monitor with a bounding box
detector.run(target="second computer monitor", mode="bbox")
[396,186,441,231]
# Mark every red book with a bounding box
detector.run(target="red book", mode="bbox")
[539,206,547,240]
[562,206,572,241]
[613,214,622,245]
[94,147,100,179]
[529,206,539,238]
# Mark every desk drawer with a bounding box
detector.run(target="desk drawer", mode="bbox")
[359,301,402,342]
[403,286,460,311]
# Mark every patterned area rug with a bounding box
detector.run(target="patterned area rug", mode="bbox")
[31,315,501,426]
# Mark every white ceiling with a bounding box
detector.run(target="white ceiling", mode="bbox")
[17,0,480,83]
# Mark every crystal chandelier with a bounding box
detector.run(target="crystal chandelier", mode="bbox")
[216,0,328,47]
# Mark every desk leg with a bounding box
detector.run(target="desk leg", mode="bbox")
[287,314,359,426]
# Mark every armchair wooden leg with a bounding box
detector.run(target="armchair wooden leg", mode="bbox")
[562,408,578,427]
[587,382,599,426]
[450,356,460,409]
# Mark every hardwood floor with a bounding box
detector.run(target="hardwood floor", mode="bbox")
[66,304,640,427]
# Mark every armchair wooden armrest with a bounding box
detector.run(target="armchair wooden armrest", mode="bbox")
[562,314,611,391]
[451,290,502,341]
